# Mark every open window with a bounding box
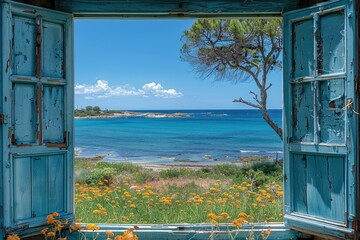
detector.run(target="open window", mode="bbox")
[0,0,359,239]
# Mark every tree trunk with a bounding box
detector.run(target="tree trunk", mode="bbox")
[260,108,282,140]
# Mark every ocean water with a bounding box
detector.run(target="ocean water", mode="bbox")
[75,109,282,165]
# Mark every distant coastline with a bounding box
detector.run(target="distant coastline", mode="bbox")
[75,111,189,119]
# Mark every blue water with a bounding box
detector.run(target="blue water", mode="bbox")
[75,109,282,165]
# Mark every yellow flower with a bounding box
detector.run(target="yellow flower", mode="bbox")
[86,223,100,231]
[122,229,138,240]
[40,228,48,235]
[52,212,60,217]
[220,212,230,219]
[6,234,20,240]
[57,238,67,240]
[238,212,248,218]
[47,232,56,238]
[130,204,136,209]
[70,224,82,231]
[232,219,244,228]
[47,215,55,224]
[93,210,101,214]
[105,231,114,237]
[56,224,64,232]
[276,191,284,196]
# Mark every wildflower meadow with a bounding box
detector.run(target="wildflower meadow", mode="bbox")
[74,159,284,224]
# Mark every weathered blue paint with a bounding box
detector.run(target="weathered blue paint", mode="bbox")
[319,79,345,144]
[319,11,345,75]
[48,154,65,213]
[292,19,315,79]
[291,82,314,142]
[1,1,74,238]
[67,223,301,240]
[284,0,358,238]
[13,157,32,221]
[57,0,298,18]
[12,83,37,145]
[43,85,65,143]
[12,15,36,76]
[42,21,64,78]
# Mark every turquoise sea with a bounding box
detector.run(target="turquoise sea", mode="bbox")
[75,109,282,165]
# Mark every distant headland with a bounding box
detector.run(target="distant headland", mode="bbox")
[74,106,188,119]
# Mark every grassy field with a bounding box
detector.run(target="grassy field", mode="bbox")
[74,158,283,224]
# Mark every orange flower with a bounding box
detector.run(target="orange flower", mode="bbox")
[6,235,20,240]
[86,223,100,231]
[40,228,48,235]
[93,210,101,214]
[105,231,114,237]
[220,212,230,219]
[70,224,82,231]
[52,212,60,217]
[47,215,55,224]
[238,212,248,218]
[47,232,56,238]
[121,229,138,240]
[232,219,244,228]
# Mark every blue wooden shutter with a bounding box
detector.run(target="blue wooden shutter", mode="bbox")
[283,0,358,238]
[1,1,74,237]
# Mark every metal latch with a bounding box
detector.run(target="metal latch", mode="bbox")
[0,114,7,124]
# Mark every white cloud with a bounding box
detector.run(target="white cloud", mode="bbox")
[75,80,145,99]
[75,80,182,99]
[142,82,183,98]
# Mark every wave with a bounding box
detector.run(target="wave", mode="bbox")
[240,150,260,153]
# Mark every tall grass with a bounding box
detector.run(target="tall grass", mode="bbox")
[74,159,283,224]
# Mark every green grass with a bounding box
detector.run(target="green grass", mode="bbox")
[74,158,283,224]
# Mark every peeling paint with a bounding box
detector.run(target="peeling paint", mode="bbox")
[42,85,64,144]
[292,82,314,142]
[319,79,345,144]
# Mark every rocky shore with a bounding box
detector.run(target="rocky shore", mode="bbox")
[75,111,189,119]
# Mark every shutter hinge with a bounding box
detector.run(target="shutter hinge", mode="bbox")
[0,114,8,124]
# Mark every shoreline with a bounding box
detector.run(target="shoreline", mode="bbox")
[74,154,282,171]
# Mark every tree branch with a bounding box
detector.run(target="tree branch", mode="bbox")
[249,91,262,105]
[265,83,272,91]
[233,97,261,109]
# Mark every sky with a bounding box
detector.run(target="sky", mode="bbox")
[74,20,283,110]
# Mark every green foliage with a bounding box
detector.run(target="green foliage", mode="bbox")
[85,106,93,112]
[74,106,124,117]
[88,167,117,183]
[181,19,282,82]
[160,168,191,179]
[134,169,160,183]
[181,19,283,139]
[93,106,101,113]
[74,156,282,187]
